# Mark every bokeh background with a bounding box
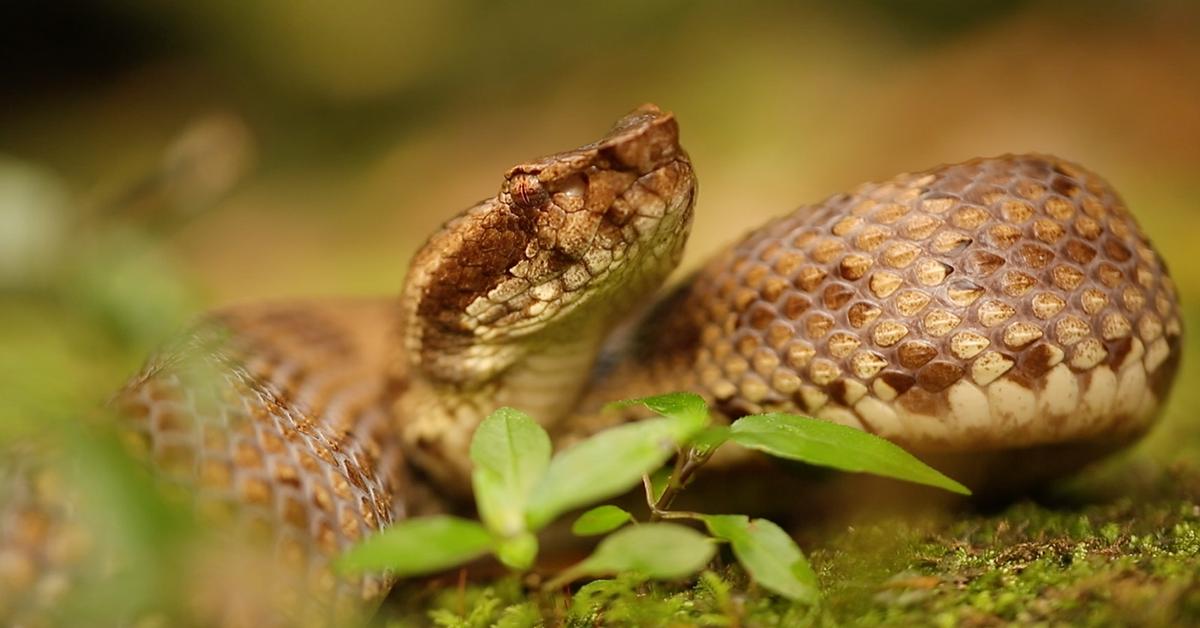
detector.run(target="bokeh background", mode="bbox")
[2,0,1199,623]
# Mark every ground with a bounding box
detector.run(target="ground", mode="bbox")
[383,463,1200,626]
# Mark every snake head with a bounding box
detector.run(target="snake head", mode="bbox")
[403,104,697,385]
[397,105,697,491]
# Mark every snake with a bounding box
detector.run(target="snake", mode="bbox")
[1,104,1183,625]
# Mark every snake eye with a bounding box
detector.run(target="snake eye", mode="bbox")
[508,173,549,211]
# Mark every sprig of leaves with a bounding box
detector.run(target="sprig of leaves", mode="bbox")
[339,394,706,575]
[339,392,971,604]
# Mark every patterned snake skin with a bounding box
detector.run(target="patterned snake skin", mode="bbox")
[0,105,1183,625]
[113,301,406,615]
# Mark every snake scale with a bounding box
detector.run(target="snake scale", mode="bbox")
[1,105,1183,624]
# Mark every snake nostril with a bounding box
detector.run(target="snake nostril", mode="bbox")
[508,173,549,212]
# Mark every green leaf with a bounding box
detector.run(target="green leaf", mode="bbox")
[494,531,539,571]
[729,413,971,495]
[337,516,493,575]
[569,576,646,617]
[648,466,671,502]
[690,425,731,452]
[525,415,705,529]
[703,515,819,603]
[554,523,714,586]
[470,407,552,536]
[610,392,709,429]
[571,505,634,536]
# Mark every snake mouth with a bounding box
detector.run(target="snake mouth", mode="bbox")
[485,153,695,339]
[479,105,696,339]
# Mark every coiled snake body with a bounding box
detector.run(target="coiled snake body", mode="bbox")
[4,105,1183,623]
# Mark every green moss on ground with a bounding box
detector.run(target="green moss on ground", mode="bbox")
[817,465,1200,626]
[381,465,1200,627]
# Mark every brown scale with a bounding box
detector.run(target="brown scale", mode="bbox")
[628,154,1182,455]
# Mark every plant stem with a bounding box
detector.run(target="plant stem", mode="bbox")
[647,446,717,521]
[541,567,581,593]
[642,473,658,511]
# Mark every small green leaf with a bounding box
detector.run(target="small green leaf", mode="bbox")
[525,415,705,529]
[554,523,714,586]
[610,392,709,430]
[690,425,731,452]
[571,505,634,536]
[337,516,493,575]
[494,531,539,571]
[703,514,818,603]
[648,467,671,502]
[729,413,971,495]
[570,577,644,617]
[470,407,552,536]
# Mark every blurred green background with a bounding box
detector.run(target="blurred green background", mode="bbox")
[1,0,1198,623]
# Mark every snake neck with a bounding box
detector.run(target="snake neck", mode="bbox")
[396,326,608,493]
[561,278,709,440]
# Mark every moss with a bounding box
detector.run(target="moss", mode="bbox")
[815,466,1200,626]
[378,464,1200,627]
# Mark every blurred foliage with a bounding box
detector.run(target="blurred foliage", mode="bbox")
[1,0,1198,624]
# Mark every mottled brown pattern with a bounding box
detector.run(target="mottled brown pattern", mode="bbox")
[413,201,533,338]
[110,300,405,623]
